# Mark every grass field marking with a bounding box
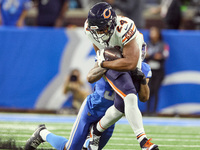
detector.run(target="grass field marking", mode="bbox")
[2,131,199,139]
[154,138,200,142]
[2,131,200,139]
[148,134,200,138]
[112,133,200,138]
[0,130,71,136]
[114,129,200,134]
[159,144,200,148]
[107,143,200,148]
[4,138,200,149]
[1,114,200,127]
[1,119,199,150]
[7,138,200,143]
[0,134,31,138]
[104,149,134,150]
[110,137,200,142]
[0,124,73,131]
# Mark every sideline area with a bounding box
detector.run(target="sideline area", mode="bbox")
[0,112,200,127]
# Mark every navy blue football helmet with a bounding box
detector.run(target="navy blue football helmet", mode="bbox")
[87,2,117,44]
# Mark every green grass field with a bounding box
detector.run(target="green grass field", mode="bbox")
[0,118,200,150]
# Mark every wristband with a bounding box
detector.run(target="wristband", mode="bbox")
[141,77,147,85]
[100,60,105,68]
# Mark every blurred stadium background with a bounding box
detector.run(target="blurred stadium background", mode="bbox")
[0,0,200,149]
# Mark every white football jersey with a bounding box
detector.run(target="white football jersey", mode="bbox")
[84,16,144,69]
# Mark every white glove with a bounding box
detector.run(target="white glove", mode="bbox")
[96,49,105,68]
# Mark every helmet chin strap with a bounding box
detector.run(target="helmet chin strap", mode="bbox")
[90,30,111,46]
[99,33,111,46]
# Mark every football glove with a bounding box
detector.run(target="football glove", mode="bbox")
[131,68,146,85]
[96,49,105,68]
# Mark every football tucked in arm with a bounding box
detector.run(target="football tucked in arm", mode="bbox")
[104,47,123,61]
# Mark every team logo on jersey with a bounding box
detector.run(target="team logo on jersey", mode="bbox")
[103,9,111,19]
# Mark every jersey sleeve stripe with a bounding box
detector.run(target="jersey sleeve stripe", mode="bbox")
[122,23,133,38]
[122,24,136,43]
[122,36,127,43]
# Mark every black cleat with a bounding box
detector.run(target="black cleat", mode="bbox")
[24,124,46,150]
[88,125,101,150]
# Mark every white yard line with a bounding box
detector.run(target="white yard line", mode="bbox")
[112,133,200,138]
[109,137,200,142]
[4,139,200,148]
[104,143,200,148]
[0,113,200,126]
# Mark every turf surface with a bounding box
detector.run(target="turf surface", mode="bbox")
[1,119,200,150]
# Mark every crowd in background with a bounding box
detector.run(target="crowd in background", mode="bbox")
[0,0,200,29]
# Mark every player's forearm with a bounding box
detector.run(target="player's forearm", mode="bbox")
[138,79,150,102]
[139,84,149,102]
[102,58,137,71]
[87,65,107,83]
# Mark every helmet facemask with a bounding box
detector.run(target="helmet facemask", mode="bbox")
[89,17,116,45]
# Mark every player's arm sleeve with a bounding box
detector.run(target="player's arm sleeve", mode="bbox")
[119,20,137,46]
[141,62,152,78]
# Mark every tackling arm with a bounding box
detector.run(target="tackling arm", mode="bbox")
[138,78,150,102]
[87,62,107,83]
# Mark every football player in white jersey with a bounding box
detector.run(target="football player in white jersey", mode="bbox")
[84,2,159,150]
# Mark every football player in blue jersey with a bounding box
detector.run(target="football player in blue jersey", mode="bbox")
[24,61,151,150]
[0,0,32,26]
[85,2,158,150]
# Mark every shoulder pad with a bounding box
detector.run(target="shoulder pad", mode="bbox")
[115,16,137,45]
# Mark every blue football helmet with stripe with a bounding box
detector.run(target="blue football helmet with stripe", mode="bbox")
[87,2,117,44]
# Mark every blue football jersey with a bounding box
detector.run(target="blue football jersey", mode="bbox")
[0,0,31,26]
[87,76,114,116]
